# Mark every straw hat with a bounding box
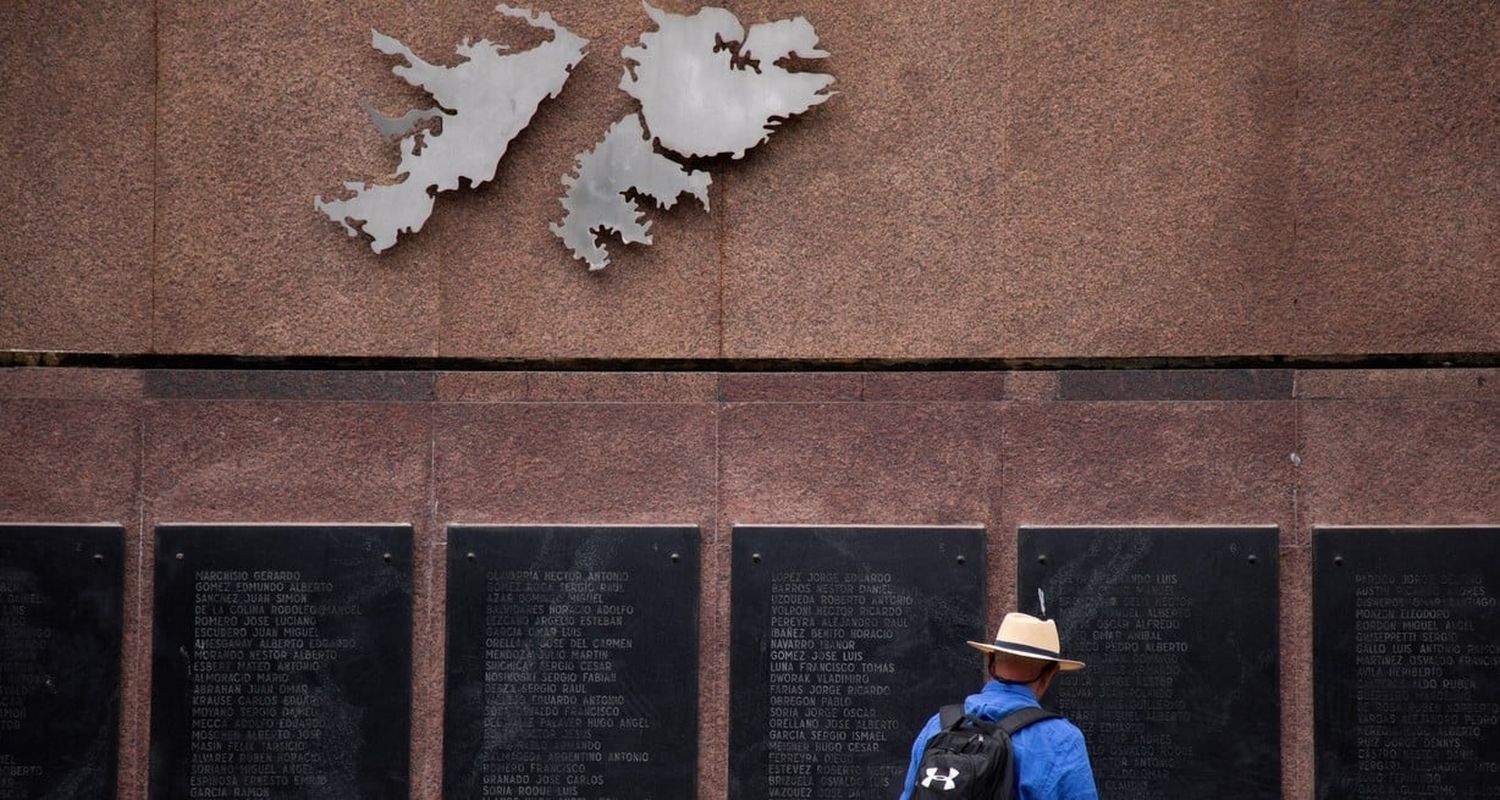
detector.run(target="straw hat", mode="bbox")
[967,612,1085,671]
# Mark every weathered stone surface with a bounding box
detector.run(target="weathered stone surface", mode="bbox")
[5,4,1497,363]
[0,396,142,797]
[434,399,717,795]
[1296,368,1499,400]
[721,0,1298,359]
[1298,398,1500,529]
[436,370,716,403]
[141,400,435,797]
[0,368,143,400]
[0,400,140,523]
[0,0,153,353]
[0,366,1493,800]
[1057,370,1293,401]
[1296,2,1500,355]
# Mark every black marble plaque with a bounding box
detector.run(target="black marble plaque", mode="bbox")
[1017,527,1279,798]
[0,524,123,800]
[149,524,413,800]
[729,526,985,799]
[1314,527,1500,800]
[444,525,700,799]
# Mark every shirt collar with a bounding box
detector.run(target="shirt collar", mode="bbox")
[979,678,1041,704]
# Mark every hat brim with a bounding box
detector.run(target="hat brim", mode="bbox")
[967,640,1085,671]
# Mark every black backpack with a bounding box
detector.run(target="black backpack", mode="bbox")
[911,705,1058,799]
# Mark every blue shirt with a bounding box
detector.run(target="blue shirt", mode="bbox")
[898,681,1099,800]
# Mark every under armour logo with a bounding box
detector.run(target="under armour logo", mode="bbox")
[921,767,960,791]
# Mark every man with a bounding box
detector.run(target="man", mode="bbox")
[898,612,1098,799]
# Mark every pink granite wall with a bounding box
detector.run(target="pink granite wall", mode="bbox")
[3,2,1496,359]
[2,367,1496,799]
[3,3,1492,795]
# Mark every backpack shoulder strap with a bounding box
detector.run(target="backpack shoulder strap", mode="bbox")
[938,704,967,730]
[996,706,1059,736]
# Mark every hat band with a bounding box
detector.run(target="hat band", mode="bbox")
[990,639,1062,660]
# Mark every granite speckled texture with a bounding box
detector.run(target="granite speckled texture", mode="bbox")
[1000,397,1300,795]
[1294,390,1499,800]
[434,399,718,796]
[1278,542,1314,800]
[1296,2,1500,354]
[434,401,716,527]
[1002,401,1297,535]
[719,401,1005,531]
[720,0,1300,359]
[0,388,143,800]
[0,396,141,541]
[0,368,145,400]
[5,4,1497,358]
[1296,367,1500,400]
[717,371,1013,402]
[436,370,717,403]
[140,399,435,798]
[1298,398,1500,528]
[718,397,1006,794]
[0,361,1495,800]
[153,1,447,357]
[0,0,154,353]
[143,369,436,401]
[152,0,720,359]
[860,371,1008,401]
[716,372,865,402]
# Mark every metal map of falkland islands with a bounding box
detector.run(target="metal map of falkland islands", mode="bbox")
[316,6,586,253]
[555,3,835,271]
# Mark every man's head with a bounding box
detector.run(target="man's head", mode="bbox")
[985,651,1060,697]
[965,612,1084,697]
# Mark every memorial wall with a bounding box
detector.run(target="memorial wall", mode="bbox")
[3,2,1495,797]
[0,366,1495,799]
